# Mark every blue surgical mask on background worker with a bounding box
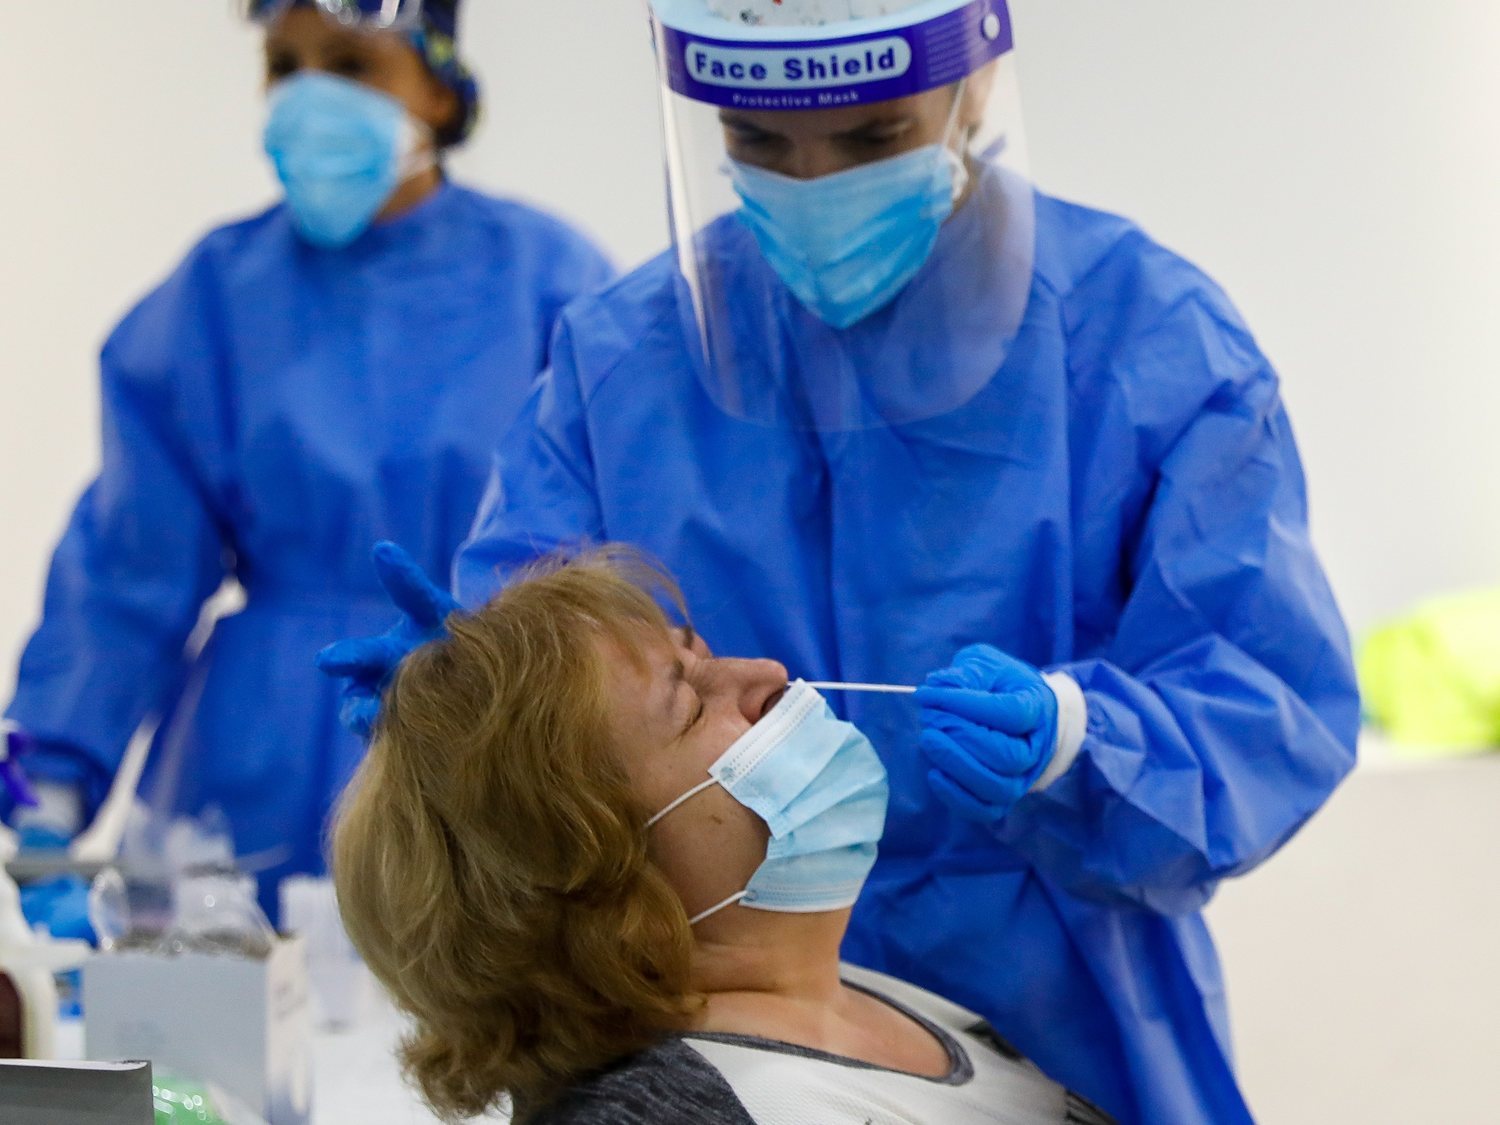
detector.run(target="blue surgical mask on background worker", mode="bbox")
[264,72,436,248]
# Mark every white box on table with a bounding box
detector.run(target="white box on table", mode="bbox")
[82,936,312,1125]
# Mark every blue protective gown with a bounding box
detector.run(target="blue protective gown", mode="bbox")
[455,173,1360,1123]
[6,183,613,913]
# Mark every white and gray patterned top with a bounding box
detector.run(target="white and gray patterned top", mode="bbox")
[532,966,1116,1124]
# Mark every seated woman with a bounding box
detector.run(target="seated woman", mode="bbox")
[332,548,1114,1124]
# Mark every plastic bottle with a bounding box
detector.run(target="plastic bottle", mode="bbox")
[0,739,92,1057]
[0,827,61,1058]
[166,862,276,960]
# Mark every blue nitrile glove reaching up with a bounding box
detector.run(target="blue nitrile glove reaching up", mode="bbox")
[916,644,1065,828]
[1,723,39,814]
[316,541,460,738]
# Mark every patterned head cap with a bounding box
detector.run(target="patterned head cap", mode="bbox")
[407,0,480,146]
[705,0,933,27]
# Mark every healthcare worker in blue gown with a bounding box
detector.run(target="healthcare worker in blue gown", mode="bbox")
[2,0,613,923]
[325,0,1358,1120]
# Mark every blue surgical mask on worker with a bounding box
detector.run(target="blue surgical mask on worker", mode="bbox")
[647,680,889,925]
[729,144,969,330]
[263,72,434,249]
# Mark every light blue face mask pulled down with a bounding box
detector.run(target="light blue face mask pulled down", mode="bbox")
[648,680,889,924]
[263,72,430,249]
[729,144,967,330]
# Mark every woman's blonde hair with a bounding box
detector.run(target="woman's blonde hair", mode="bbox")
[332,548,700,1121]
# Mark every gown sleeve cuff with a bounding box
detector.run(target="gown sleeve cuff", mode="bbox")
[11,740,114,824]
[1033,672,1088,792]
[11,780,86,837]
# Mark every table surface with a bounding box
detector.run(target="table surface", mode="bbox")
[1206,740,1500,1124]
[308,1003,460,1124]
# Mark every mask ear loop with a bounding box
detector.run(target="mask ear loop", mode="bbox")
[645,777,750,925]
[942,76,974,204]
[397,114,439,182]
[687,891,748,926]
[645,776,718,828]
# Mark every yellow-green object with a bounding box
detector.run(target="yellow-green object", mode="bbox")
[152,1072,264,1125]
[1359,588,1500,754]
[154,1076,227,1124]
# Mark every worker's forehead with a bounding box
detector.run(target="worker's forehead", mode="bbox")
[722,91,946,135]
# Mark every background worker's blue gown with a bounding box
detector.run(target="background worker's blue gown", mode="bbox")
[456,173,1360,1123]
[6,183,613,913]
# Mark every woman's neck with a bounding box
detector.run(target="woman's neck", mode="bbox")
[685,910,951,1078]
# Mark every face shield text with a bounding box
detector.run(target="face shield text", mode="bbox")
[686,37,912,93]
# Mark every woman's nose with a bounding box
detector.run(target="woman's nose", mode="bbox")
[707,657,790,723]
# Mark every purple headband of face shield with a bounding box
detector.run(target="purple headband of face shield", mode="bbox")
[653,0,1014,110]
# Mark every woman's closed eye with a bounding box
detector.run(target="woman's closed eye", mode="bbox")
[679,680,706,738]
[671,657,708,741]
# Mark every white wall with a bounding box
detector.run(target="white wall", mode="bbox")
[2,3,1497,1121]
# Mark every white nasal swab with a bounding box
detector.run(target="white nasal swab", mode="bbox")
[803,681,918,695]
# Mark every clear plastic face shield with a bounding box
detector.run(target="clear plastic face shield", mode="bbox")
[241,0,424,32]
[649,0,1035,431]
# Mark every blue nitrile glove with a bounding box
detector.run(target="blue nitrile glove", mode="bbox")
[16,823,72,852]
[18,873,95,943]
[13,820,96,944]
[316,541,460,738]
[1,724,39,813]
[916,644,1060,828]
